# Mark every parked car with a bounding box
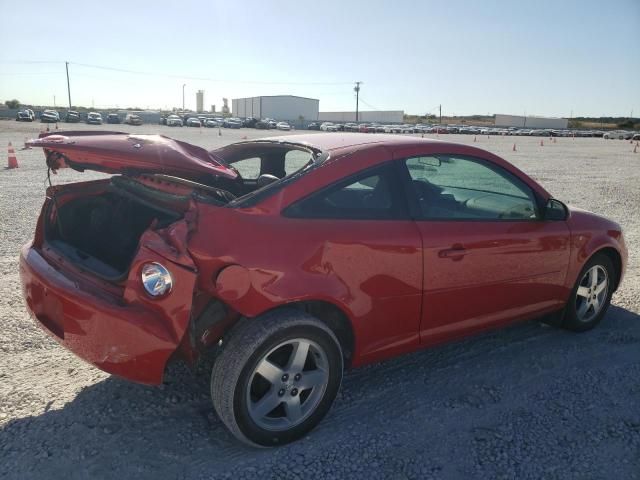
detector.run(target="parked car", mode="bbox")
[343,123,358,132]
[204,119,220,128]
[632,133,640,141]
[223,118,243,129]
[186,117,201,127]
[307,122,321,130]
[22,132,628,447]
[243,117,259,128]
[125,113,143,126]
[16,110,33,122]
[65,111,81,123]
[276,122,291,131]
[320,122,337,132]
[106,113,121,124]
[255,119,272,129]
[40,110,59,123]
[603,131,632,140]
[86,112,103,125]
[165,115,183,127]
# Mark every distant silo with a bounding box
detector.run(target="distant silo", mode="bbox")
[196,90,204,113]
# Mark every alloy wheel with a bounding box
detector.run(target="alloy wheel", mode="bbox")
[575,265,609,323]
[246,338,329,431]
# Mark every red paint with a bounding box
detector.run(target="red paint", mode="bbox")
[26,131,236,180]
[20,133,628,384]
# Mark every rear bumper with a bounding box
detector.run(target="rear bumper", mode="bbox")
[19,243,194,385]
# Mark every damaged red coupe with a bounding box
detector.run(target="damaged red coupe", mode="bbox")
[20,131,627,446]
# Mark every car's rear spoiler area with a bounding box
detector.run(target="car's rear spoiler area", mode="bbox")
[26,131,238,180]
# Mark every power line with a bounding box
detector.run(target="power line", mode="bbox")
[68,61,353,86]
[358,97,380,111]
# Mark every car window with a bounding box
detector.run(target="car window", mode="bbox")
[405,155,538,220]
[285,150,313,176]
[285,164,406,220]
[232,157,261,179]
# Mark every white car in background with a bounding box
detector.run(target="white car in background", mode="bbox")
[603,131,632,140]
[320,122,337,131]
[276,122,291,131]
[86,112,103,125]
[40,109,60,123]
[186,117,201,127]
[166,115,183,127]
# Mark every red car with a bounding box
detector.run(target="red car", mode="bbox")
[20,131,627,446]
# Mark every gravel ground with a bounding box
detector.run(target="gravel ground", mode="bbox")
[1,120,639,480]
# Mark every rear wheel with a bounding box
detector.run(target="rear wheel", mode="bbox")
[563,253,615,332]
[211,309,343,447]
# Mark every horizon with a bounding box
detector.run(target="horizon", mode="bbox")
[1,0,638,117]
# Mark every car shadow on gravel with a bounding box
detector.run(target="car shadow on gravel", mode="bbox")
[2,306,639,480]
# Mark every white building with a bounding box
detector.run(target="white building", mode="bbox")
[495,114,568,129]
[232,95,319,121]
[318,110,404,124]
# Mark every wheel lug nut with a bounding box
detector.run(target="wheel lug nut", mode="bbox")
[278,389,285,396]
[281,374,289,382]
[291,388,298,396]
[294,373,301,381]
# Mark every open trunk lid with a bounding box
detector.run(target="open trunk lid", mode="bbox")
[27,130,238,180]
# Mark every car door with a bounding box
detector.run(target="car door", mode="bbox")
[394,150,571,345]
[282,161,424,363]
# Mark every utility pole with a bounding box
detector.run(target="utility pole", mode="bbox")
[439,104,442,124]
[65,61,72,109]
[182,84,186,111]
[354,81,361,122]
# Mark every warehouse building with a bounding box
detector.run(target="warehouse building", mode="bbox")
[232,95,319,121]
[318,110,404,124]
[495,114,568,129]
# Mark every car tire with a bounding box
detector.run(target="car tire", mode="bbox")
[562,253,615,332]
[211,309,343,447]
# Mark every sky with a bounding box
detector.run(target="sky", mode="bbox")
[0,0,638,117]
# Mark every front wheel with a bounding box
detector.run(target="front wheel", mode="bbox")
[563,253,615,332]
[211,309,343,446]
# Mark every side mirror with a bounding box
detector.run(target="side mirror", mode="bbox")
[544,198,568,221]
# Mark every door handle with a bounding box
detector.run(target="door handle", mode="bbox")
[438,246,467,259]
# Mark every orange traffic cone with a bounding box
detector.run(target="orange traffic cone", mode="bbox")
[46,125,50,132]
[540,139,544,147]
[512,143,517,152]
[7,142,18,169]
[55,123,59,130]
[473,136,477,142]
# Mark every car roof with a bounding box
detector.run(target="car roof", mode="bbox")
[245,133,551,200]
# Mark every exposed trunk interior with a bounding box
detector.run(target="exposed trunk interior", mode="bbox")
[47,186,182,280]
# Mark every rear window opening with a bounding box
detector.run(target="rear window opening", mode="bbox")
[207,142,319,200]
